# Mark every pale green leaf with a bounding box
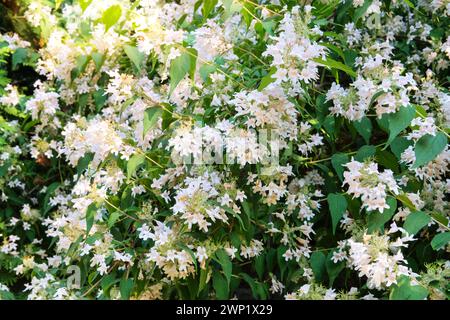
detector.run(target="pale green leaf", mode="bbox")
[127,154,145,179]
[124,45,145,72]
[102,5,122,32]
[143,107,162,136]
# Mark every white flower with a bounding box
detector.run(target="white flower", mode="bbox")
[131,185,146,197]
[343,159,400,212]
[0,84,21,106]
[137,224,153,241]
[195,246,208,264]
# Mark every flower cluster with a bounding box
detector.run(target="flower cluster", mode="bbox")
[343,159,400,212]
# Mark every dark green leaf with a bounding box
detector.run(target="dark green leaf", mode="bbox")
[313,57,357,78]
[212,272,228,299]
[331,153,349,182]
[326,251,345,286]
[12,48,27,70]
[382,105,416,147]
[327,193,347,234]
[215,249,232,288]
[367,197,397,233]
[390,136,413,160]
[119,278,133,300]
[310,251,326,282]
[353,116,372,144]
[355,145,376,162]
[85,203,98,234]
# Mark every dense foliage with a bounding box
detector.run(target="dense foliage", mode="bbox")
[0,0,449,300]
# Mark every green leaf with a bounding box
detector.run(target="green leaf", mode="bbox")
[367,197,397,233]
[353,116,372,144]
[222,0,242,19]
[127,154,145,179]
[119,278,133,300]
[413,132,447,168]
[431,232,450,251]
[430,212,449,227]
[313,57,357,78]
[395,193,416,211]
[353,0,373,22]
[402,0,416,10]
[240,273,260,299]
[199,64,216,81]
[121,186,133,209]
[161,103,175,130]
[93,89,107,112]
[143,107,163,136]
[107,211,121,228]
[12,48,27,70]
[323,115,336,139]
[321,43,345,61]
[327,193,347,235]
[215,249,232,288]
[389,275,428,300]
[91,52,105,72]
[326,251,345,286]
[124,45,145,72]
[261,20,276,36]
[310,251,326,282]
[202,0,218,19]
[355,145,376,162]
[241,2,255,27]
[331,153,349,182]
[375,149,399,173]
[85,203,98,234]
[336,0,353,23]
[79,0,93,12]
[255,254,265,280]
[212,272,228,299]
[102,5,122,31]
[197,264,209,296]
[382,105,416,148]
[101,273,118,293]
[55,0,63,10]
[169,49,197,95]
[43,182,60,214]
[76,55,90,73]
[258,67,276,90]
[390,136,413,160]
[404,211,431,235]
[343,49,358,68]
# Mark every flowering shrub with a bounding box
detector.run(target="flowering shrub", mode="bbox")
[0,0,449,300]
